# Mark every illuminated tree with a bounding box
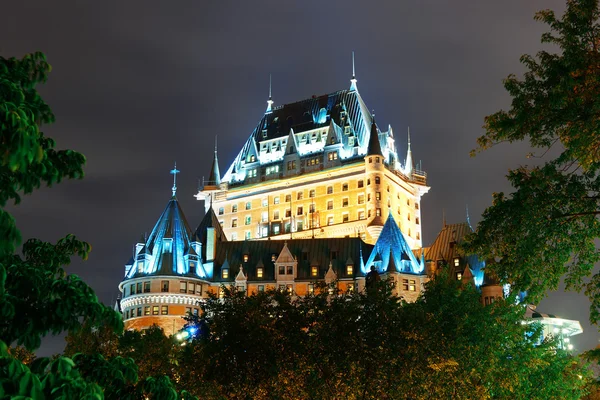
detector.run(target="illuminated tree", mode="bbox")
[466,0,600,323]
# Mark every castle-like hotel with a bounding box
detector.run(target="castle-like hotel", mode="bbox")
[116,70,582,345]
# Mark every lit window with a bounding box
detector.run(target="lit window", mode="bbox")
[309,190,315,198]
[347,265,353,275]
[258,285,265,292]
[358,180,364,188]
[454,258,460,267]
[161,305,168,315]
[376,208,381,217]
[196,284,202,295]
[273,210,280,220]
[342,198,349,207]
[243,254,249,262]
[402,279,409,291]
[222,269,229,279]
[286,284,293,294]
[416,232,421,240]
[161,281,169,292]
[257,268,263,278]
[186,307,191,315]
[311,266,318,277]
[273,225,280,235]
[245,216,251,225]
[246,202,252,210]
[287,160,296,170]
[407,199,410,206]
[245,231,251,240]
[308,284,315,294]
[409,280,416,291]
[152,306,159,315]
[328,216,334,226]
[375,157,380,163]
[144,306,150,315]
[193,308,199,315]
[262,211,268,222]
[137,262,143,273]
[272,254,277,261]
[327,186,333,194]
[274,197,280,204]
[328,152,338,161]
[358,211,365,220]
[231,232,238,240]
[180,281,187,293]
[232,204,238,212]
[456,272,463,281]
[218,207,224,215]
[375,192,381,200]
[232,219,238,228]
[297,221,304,231]
[247,169,257,178]
[375,176,380,184]
[347,283,355,292]
[262,198,268,207]
[189,262,196,274]
[266,165,280,175]
[342,183,348,191]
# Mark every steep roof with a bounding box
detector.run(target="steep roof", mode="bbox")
[124,196,196,280]
[366,118,383,156]
[194,206,227,261]
[365,213,424,274]
[221,88,401,185]
[211,237,373,284]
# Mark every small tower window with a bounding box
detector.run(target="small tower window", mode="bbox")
[454,258,460,267]
[369,157,372,163]
[347,265,353,275]
[358,180,364,188]
[189,262,196,274]
[257,267,263,278]
[222,269,229,279]
[375,176,380,185]
[161,281,169,292]
[243,254,249,262]
[376,208,381,217]
[311,266,318,277]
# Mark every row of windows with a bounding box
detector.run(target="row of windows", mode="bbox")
[124,305,201,319]
[125,280,203,297]
[221,264,355,280]
[219,194,419,217]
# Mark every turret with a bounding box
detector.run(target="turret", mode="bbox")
[365,117,384,241]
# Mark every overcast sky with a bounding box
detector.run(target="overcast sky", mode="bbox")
[4,0,597,355]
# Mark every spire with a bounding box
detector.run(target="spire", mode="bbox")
[266,74,274,113]
[170,162,180,197]
[404,127,413,177]
[208,137,221,186]
[350,51,358,91]
[466,204,473,231]
[366,114,383,156]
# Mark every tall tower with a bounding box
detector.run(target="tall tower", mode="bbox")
[365,117,385,241]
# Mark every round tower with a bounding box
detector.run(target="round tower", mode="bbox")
[118,167,211,335]
[365,117,385,241]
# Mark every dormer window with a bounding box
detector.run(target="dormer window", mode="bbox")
[189,262,196,274]
[271,254,277,262]
[243,254,249,263]
[456,272,463,281]
[137,262,144,273]
[311,266,318,277]
[454,258,460,267]
[346,265,353,275]
[222,269,229,279]
[257,268,263,278]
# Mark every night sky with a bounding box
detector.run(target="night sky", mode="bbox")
[4,1,597,355]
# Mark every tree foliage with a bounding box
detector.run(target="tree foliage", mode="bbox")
[177,278,589,399]
[0,52,193,399]
[466,0,600,323]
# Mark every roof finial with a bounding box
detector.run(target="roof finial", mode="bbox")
[404,127,413,177]
[408,126,411,149]
[215,135,218,153]
[266,74,274,113]
[170,162,180,197]
[350,51,358,91]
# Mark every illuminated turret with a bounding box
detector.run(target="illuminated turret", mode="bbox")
[365,116,384,240]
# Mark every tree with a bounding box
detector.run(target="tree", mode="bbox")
[0,52,195,399]
[181,278,589,399]
[466,0,600,323]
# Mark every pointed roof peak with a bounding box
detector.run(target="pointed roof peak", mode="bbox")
[350,51,358,91]
[366,117,383,157]
[266,74,274,113]
[208,138,221,187]
[170,162,180,197]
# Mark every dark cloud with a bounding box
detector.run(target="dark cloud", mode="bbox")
[4,0,596,355]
